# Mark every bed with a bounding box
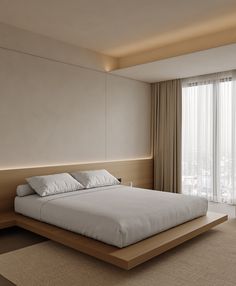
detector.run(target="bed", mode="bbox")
[0,161,228,269]
[15,185,208,248]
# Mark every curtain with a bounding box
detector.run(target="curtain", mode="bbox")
[182,71,236,204]
[152,79,182,193]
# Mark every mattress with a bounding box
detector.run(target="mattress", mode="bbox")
[15,185,208,248]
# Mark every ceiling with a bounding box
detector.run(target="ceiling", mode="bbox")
[112,44,236,83]
[0,0,236,57]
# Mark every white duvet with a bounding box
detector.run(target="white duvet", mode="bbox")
[15,185,208,248]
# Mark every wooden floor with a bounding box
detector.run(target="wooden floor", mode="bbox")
[0,211,228,270]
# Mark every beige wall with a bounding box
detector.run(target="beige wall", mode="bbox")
[0,24,151,169]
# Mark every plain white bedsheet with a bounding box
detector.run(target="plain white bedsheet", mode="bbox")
[14,185,208,248]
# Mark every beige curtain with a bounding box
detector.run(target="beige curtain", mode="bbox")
[152,79,182,193]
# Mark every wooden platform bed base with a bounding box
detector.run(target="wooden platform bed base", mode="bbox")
[0,211,227,270]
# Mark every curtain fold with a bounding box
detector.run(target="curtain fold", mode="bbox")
[152,79,182,193]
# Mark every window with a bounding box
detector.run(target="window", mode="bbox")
[182,72,236,204]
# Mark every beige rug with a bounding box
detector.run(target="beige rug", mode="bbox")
[0,220,236,286]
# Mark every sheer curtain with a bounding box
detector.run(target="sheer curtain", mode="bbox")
[182,71,236,204]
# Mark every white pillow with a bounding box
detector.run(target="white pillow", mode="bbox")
[71,169,120,189]
[16,184,36,197]
[26,173,84,197]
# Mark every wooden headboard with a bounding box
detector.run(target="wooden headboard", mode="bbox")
[0,158,153,213]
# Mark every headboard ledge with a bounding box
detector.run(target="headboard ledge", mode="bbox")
[0,158,153,213]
